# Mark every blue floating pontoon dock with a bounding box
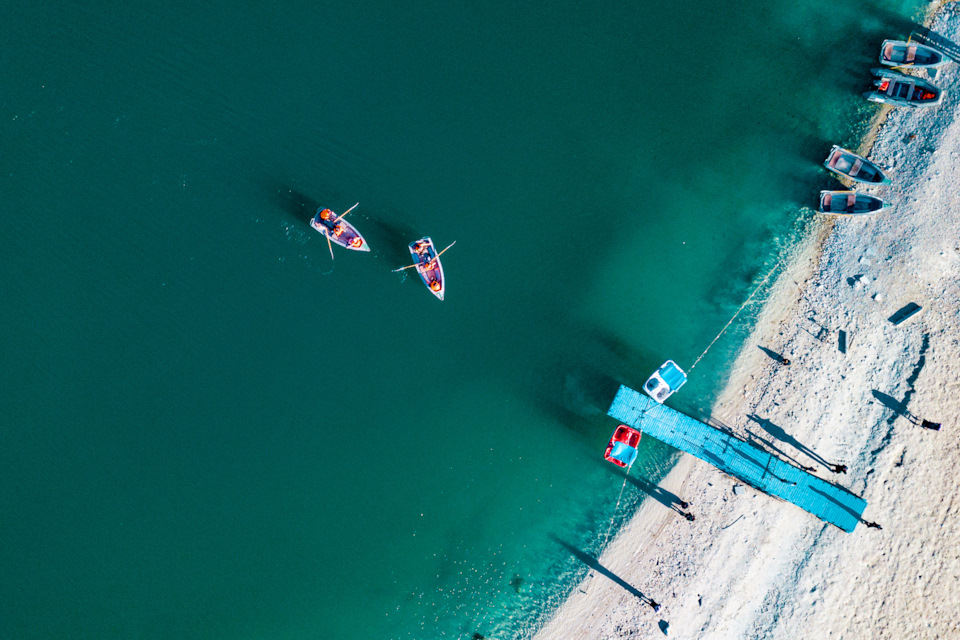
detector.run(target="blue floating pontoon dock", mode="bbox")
[607,385,867,532]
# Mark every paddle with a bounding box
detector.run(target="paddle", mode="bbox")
[325,233,335,261]
[312,214,338,260]
[391,240,456,272]
[332,202,359,223]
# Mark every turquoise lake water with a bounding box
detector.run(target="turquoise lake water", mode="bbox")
[0,1,925,638]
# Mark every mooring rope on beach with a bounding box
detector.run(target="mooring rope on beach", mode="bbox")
[688,261,782,373]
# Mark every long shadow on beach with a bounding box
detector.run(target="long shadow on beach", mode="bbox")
[747,414,833,469]
[758,346,788,364]
[871,389,919,425]
[742,428,817,473]
[624,473,689,516]
[549,535,658,608]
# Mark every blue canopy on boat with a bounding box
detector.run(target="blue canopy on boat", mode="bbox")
[657,360,687,391]
[609,440,638,467]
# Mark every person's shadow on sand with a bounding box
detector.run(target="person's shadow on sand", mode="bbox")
[758,346,789,364]
[871,390,920,424]
[747,414,832,469]
[626,474,690,516]
[550,535,660,610]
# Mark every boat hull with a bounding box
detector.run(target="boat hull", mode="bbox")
[409,237,445,300]
[823,145,890,185]
[864,68,943,108]
[311,208,371,251]
[818,191,892,216]
[879,40,947,69]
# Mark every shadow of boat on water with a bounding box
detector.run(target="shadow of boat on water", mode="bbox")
[267,183,421,267]
[357,214,422,267]
[272,186,321,228]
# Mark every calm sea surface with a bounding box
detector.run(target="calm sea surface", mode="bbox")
[1,0,925,638]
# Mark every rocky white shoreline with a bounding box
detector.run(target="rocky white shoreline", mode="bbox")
[534,4,960,639]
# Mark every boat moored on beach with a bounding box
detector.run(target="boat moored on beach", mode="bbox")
[823,145,890,185]
[409,237,446,300]
[864,68,943,107]
[643,360,687,404]
[311,205,370,252]
[604,424,641,468]
[818,191,892,216]
[879,39,947,68]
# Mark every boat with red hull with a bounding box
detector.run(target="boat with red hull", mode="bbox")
[409,237,446,300]
[604,424,642,468]
[310,207,370,252]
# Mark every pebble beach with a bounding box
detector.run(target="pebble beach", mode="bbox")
[534,3,960,638]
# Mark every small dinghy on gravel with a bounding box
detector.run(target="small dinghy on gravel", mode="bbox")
[818,191,892,216]
[823,145,890,185]
[879,39,947,69]
[864,68,943,108]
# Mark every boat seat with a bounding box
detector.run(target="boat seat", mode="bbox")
[822,192,832,208]
[906,44,917,63]
[846,193,856,210]
[829,153,840,168]
[884,43,895,61]
[849,159,862,177]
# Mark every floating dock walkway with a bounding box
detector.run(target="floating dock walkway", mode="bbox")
[607,385,867,532]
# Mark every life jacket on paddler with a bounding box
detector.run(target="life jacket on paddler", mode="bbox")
[319,209,333,220]
[333,223,344,237]
[415,242,429,254]
[350,237,363,248]
[430,280,441,292]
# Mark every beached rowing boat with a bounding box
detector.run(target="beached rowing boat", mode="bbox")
[879,39,947,68]
[823,145,891,184]
[310,207,370,252]
[409,237,446,300]
[818,191,892,216]
[864,68,943,107]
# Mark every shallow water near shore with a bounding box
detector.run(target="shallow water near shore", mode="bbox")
[0,0,927,638]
